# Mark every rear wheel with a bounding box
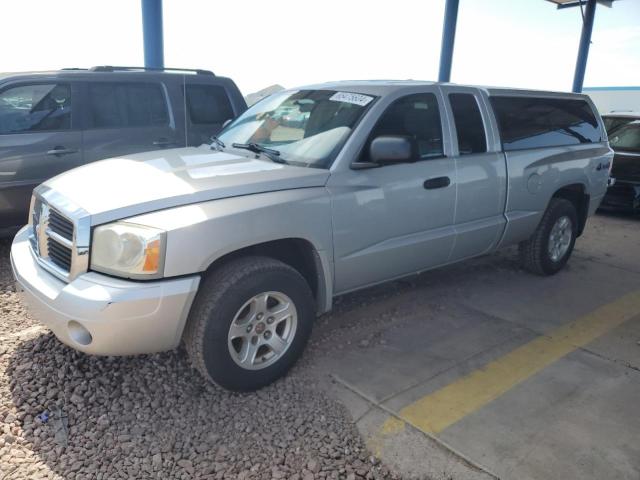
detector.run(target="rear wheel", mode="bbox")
[519,198,578,275]
[184,256,315,391]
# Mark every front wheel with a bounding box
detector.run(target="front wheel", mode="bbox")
[184,256,315,391]
[519,198,578,275]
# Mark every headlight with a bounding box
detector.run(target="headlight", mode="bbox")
[90,222,166,279]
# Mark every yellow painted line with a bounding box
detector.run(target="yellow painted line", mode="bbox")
[384,289,640,435]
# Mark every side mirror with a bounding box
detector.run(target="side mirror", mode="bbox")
[369,136,414,164]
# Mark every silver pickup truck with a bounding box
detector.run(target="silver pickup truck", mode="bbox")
[11,81,613,391]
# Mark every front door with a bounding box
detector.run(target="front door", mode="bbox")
[0,82,82,231]
[328,92,457,294]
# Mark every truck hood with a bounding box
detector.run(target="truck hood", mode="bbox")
[41,146,330,225]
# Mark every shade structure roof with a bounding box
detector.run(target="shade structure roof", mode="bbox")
[546,0,616,8]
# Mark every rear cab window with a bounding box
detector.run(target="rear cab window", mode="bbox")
[86,82,169,129]
[0,83,73,134]
[490,96,601,151]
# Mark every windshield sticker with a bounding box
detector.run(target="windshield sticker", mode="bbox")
[330,92,374,107]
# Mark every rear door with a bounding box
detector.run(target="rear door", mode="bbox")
[442,86,507,261]
[81,80,182,163]
[183,81,237,145]
[0,81,82,230]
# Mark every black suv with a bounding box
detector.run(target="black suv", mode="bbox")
[600,112,640,213]
[0,66,247,236]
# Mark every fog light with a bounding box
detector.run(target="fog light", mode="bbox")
[68,321,92,346]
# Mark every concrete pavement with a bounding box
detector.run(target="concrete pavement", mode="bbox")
[317,213,640,480]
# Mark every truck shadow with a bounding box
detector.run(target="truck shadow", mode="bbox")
[596,209,640,222]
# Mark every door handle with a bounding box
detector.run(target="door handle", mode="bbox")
[46,146,78,156]
[423,176,451,189]
[153,138,173,147]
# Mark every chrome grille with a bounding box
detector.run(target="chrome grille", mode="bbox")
[29,194,89,282]
[47,237,73,271]
[48,209,74,241]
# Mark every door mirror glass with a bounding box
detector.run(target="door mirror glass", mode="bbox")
[370,135,414,164]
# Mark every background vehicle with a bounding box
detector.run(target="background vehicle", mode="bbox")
[0,66,246,236]
[601,111,640,132]
[600,112,640,213]
[11,81,612,391]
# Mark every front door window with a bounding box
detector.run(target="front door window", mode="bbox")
[0,84,72,134]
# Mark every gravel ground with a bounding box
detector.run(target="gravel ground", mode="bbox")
[0,239,406,480]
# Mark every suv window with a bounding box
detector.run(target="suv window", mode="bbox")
[0,84,72,134]
[609,122,640,153]
[184,84,234,125]
[87,82,168,128]
[603,116,636,134]
[490,96,601,151]
[367,93,443,161]
[449,93,487,154]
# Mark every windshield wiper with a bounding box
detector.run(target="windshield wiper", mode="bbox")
[232,143,286,163]
[209,136,226,150]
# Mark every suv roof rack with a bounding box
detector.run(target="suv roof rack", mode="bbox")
[88,66,215,76]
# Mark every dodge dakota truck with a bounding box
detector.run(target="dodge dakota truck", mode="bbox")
[11,81,613,391]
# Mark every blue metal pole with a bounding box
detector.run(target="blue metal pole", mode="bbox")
[572,0,596,93]
[438,0,460,83]
[141,0,164,69]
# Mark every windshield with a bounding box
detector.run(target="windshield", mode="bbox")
[609,121,640,153]
[217,89,375,168]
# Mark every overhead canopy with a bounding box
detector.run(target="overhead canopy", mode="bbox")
[546,0,615,8]
[139,0,621,92]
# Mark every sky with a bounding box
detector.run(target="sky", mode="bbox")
[1,0,638,95]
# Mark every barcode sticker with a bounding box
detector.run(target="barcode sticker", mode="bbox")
[329,92,374,106]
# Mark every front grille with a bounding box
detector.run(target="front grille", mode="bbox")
[47,237,72,271]
[30,197,78,280]
[48,209,74,241]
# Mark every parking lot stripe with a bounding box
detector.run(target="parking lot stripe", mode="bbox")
[391,289,640,435]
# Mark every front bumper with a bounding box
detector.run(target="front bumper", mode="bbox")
[10,226,200,355]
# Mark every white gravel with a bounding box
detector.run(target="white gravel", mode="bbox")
[0,239,404,480]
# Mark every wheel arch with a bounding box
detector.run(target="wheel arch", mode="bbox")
[551,183,590,236]
[202,237,332,315]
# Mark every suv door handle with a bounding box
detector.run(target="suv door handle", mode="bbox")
[46,146,78,156]
[424,176,451,189]
[152,138,173,147]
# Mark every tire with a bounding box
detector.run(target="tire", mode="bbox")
[184,256,315,391]
[519,198,578,276]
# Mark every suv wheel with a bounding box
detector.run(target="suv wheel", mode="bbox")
[519,198,578,275]
[184,256,315,391]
